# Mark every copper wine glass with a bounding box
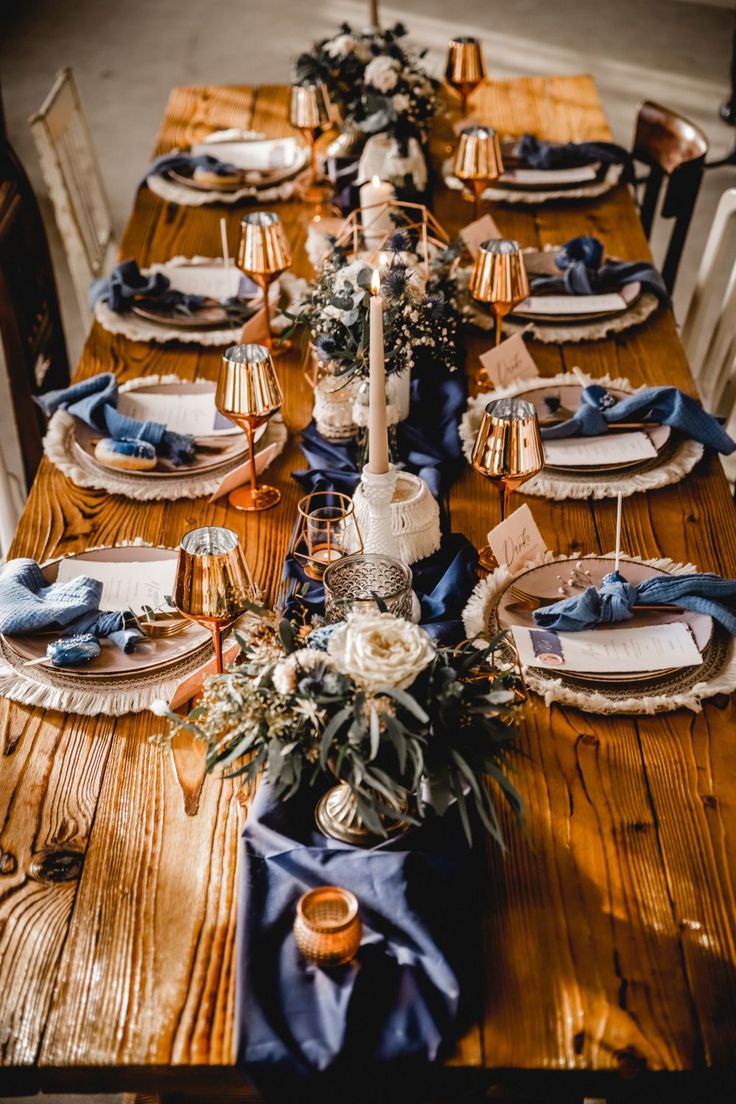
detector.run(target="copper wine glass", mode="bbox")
[237,211,292,354]
[216,343,283,512]
[469,238,530,346]
[289,80,334,204]
[445,36,487,117]
[471,397,544,569]
[174,526,255,673]
[453,125,503,221]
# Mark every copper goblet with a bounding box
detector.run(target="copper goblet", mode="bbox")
[289,80,334,204]
[238,211,292,354]
[469,238,529,346]
[471,397,544,569]
[453,125,503,221]
[216,343,283,512]
[174,526,255,673]
[446,36,487,117]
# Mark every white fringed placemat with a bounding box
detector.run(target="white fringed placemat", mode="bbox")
[459,370,703,501]
[462,551,736,715]
[145,166,303,207]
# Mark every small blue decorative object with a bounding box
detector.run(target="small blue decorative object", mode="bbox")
[94,436,157,471]
[46,632,101,667]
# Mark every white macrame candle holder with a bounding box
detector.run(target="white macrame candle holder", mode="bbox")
[353,470,440,565]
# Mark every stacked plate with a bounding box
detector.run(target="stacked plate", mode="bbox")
[166,132,310,198]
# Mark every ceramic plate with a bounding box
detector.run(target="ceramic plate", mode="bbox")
[167,145,309,193]
[510,282,642,324]
[2,546,211,677]
[130,300,257,329]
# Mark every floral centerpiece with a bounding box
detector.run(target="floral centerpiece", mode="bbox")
[155,608,523,847]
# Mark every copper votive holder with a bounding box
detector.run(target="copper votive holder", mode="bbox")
[290,490,363,580]
[294,886,362,966]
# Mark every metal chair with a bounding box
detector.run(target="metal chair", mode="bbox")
[681,188,736,484]
[632,100,709,295]
[29,68,117,326]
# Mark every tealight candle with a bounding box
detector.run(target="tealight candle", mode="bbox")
[360,175,394,249]
[367,269,389,475]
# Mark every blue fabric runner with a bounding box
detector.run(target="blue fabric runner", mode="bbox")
[539,381,736,455]
[237,781,480,1102]
[36,372,195,465]
[514,133,635,183]
[533,569,736,635]
[530,235,670,304]
[0,558,142,652]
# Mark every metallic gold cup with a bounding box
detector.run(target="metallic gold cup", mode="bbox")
[453,125,503,221]
[174,526,256,673]
[445,36,487,117]
[471,397,544,569]
[294,886,362,966]
[289,80,334,204]
[238,211,292,354]
[469,238,529,346]
[216,343,283,512]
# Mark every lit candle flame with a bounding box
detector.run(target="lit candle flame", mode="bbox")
[371,269,381,296]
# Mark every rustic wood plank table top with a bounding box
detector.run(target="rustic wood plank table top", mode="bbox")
[2,77,736,1101]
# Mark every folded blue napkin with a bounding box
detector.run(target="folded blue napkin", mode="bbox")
[36,372,195,465]
[89,258,207,316]
[0,558,142,651]
[514,133,635,183]
[530,235,669,304]
[533,568,736,635]
[237,781,479,1098]
[145,150,240,185]
[539,381,736,455]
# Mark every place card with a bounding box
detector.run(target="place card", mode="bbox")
[487,504,547,573]
[459,213,502,259]
[480,334,538,389]
[543,432,658,468]
[240,307,270,345]
[118,390,227,438]
[511,622,703,674]
[56,558,176,612]
[208,442,280,503]
[161,262,256,300]
[191,136,298,171]
[515,292,628,316]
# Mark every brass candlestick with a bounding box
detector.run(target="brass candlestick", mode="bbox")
[469,238,529,346]
[216,343,283,512]
[446,36,487,117]
[453,125,503,221]
[471,398,544,569]
[174,526,255,674]
[289,81,334,204]
[238,211,292,354]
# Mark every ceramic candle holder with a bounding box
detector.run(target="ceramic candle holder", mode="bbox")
[352,471,440,565]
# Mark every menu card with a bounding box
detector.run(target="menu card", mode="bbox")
[191,137,298,171]
[117,390,228,437]
[515,292,628,316]
[512,622,703,674]
[56,558,177,612]
[502,163,599,186]
[160,263,255,301]
[543,432,658,467]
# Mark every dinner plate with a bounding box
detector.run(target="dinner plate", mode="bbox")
[2,546,211,677]
[131,300,258,330]
[167,146,309,193]
[509,282,642,324]
[510,380,671,474]
[495,556,713,686]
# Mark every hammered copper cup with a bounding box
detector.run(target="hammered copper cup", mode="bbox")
[294,886,362,966]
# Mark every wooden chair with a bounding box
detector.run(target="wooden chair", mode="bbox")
[0,85,70,551]
[29,68,117,326]
[681,188,736,484]
[632,100,709,295]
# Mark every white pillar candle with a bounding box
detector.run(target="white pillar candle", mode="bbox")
[360,175,395,250]
[367,269,389,474]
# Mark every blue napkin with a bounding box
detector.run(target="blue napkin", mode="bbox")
[236,781,479,1098]
[533,568,736,635]
[36,372,195,465]
[89,258,207,316]
[0,558,142,652]
[539,381,736,455]
[514,133,635,183]
[145,150,240,185]
[530,235,670,304]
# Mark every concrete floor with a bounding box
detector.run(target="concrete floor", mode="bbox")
[0,0,735,1096]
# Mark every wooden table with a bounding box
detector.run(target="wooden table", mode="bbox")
[2,77,736,1103]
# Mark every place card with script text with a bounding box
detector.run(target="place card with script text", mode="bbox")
[487,504,547,573]
[208,441,280,503]
[459,212,502,258]
[479,333,538,389]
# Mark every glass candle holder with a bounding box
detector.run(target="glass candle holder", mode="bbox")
[294,886,362,966]
[322,552,413,623]
[290,491,363,580]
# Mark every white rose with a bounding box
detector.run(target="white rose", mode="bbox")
[364,55,400,93]
[325,34,356,59]
[392,92,411,114]
[328,612,435,692]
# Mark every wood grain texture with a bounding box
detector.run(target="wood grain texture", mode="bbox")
[0,77,733,1093]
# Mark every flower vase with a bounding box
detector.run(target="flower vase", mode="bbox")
[312,352,360,441]
[315,779,409,846]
